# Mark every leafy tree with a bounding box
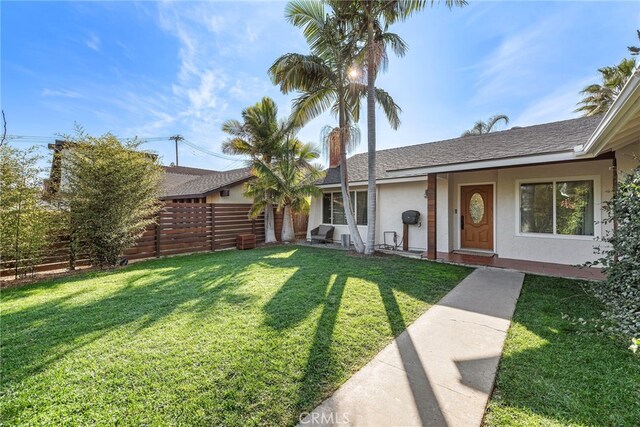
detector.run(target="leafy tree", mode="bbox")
[461,114,509,137]
[575,57,636,116]
[221,97,285,244]
[62,130,163,268]
[587,163,640,339]
[248,138,324,242]
[0,145,56,278]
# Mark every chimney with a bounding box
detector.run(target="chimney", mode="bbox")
[329,132,341,168]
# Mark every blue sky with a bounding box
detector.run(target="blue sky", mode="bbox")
[2,1,639,170]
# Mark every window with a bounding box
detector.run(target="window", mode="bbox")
[519,180,595,236]
[322,191,368,225]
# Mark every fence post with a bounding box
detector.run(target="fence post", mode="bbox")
[155,209,161,258]
[210,203,216,252]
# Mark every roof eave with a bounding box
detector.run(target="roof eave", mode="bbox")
[318,149,615,188]
[576,69,640,157]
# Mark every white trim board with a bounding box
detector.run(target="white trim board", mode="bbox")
[387,151,576,178]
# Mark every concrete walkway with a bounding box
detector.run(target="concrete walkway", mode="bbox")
[299,267,525,427]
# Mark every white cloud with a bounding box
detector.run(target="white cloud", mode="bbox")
[512,76,594,127]
[41,88,82,98]
[94,2,303,168]
[120,3,285,149]
[470,12,570,105]
[86,33,101,51]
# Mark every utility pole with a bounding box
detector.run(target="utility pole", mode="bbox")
[169,135,183,166]
[1,110,7,147]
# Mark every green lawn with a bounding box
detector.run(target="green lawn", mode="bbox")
[484,275,640,427]
[0,245,469,426]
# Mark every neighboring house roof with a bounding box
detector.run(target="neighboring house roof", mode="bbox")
[320,115,603,185]
[161,165,221,176]
[161,166,252,198]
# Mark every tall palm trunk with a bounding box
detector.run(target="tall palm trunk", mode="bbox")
[365,17,376,255]
[263,153,277,244]
[281,205,296,242]
[264,202,277,243]
[338,89,365,253]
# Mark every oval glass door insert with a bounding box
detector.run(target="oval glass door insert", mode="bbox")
[469,193,484,223]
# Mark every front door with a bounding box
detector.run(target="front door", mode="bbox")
[461,184,494,251]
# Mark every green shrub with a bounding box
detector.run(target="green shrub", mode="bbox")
[0,146,56,278]
[588,164,640,338]
[62,130,163,268]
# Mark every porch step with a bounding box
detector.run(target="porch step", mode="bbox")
[452,250,496,258]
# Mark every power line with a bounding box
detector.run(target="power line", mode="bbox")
[223,159,248,171]
[5,134,241,166]
[181,139,237,161]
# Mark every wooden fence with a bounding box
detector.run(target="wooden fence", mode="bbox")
[1,203,308,278]
[122,203,266,260]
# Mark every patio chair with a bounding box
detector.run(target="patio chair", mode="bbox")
[310,225,334,244]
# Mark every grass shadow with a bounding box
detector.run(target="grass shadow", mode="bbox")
[484,275,639,426]
[1,252,262,396]
[259,246,471,424]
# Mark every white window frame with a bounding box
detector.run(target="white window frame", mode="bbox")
[322,191,368,226]
[515,175,601,240]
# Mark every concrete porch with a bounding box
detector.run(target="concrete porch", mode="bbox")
[425,251,605,281]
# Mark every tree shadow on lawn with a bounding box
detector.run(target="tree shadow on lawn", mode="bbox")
[261,247,469,424]
[0,251,265,396]
[485,275,639,427]
[2,246,470,425]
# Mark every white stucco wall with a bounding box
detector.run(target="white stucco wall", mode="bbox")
[445,160,613,265]
[436,175,450,253]
[377,181,428,251]
[308,157,616,265]
[307,181,428,250]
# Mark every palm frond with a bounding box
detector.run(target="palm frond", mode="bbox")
[269,53,335,94]
[485,114,509,133]
[291,87,337,126]
[375,87,402,130]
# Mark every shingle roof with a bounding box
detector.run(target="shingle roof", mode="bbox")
[160,166,252,198]
[320,115,602,185]
[161,165,220,176]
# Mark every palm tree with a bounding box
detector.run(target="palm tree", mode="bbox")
[221,97,287,243]
[345,0,466,254]
[269,1,365,252]
[270,1,402,253]
[461,114,510,137]
[627,29,639,56]
[248,138,324,242]
[575,58,636,116]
